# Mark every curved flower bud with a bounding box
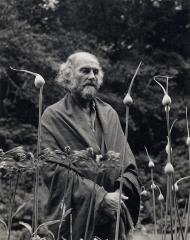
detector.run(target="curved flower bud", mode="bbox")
[10,67,45,89]
[154,77,172,106]
[145,146,155,168]
[34,75,45,88]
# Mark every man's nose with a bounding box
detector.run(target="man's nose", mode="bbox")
[88,70,95,79]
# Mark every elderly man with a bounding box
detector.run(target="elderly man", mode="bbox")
[41,52,140,240]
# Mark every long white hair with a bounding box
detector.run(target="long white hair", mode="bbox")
[55,52,104,91]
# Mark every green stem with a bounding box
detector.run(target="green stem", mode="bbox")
[189,146,190,170]
[84,177,97,240]
[70,213,72,240]
[33,87,43,237]
[115,106,129,240]
[34,165,39,236]
[178,200,188,240]
[7,176,12,240]
[164,176,170,240]
[174,210,177,240]
[151,169,157,235]
[57,200,66,240]
[169,176,174,240]
[166,107,174,240]
[172,174,184,240]
[57,150,71,240]
[166,106,172,164]
[125,106,129,139]
[37,87,43,156]
[7,173,20,240]
[161,201,164,240]
[184,110,190,240]
[184,193,190,240]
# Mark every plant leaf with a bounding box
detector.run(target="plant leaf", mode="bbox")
[19,221,32,234]
[33,209,71,235]
[0,218,8,233]
[13,202,26,217]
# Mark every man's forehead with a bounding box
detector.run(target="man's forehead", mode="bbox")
[73,53,100,68]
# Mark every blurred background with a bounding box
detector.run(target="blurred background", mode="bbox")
[0,0,190,233]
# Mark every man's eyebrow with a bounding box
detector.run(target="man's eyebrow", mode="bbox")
[80,66,100,70]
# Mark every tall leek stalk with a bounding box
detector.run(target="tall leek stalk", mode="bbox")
[115,61,142,240]
[10,67,45,237]
[184,107,190,240]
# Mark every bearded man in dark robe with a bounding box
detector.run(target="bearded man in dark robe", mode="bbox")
[41,52,140,240]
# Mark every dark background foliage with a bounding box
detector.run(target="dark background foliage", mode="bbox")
[0,0,190,228]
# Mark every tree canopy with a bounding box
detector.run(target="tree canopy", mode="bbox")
[0,0,190,189]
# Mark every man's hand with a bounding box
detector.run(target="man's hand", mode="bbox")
[102,190,128,220]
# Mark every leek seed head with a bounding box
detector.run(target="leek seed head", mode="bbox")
[148,160,155,168]
[158,193,164,201]
[162,94,171,106]
[34,75,45,88]
[164,162,174,174]
[123,93,133,106]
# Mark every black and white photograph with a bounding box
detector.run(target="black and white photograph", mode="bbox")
[0,0,190,239]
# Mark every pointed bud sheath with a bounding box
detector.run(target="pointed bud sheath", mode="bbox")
[34,75,45,88]
[174,183,179,192]
[164,162,174,174]
[165,144,172,154]
[186,137,190,146]
[148,160,155,168]
[162,94,171,106]
[141,190,148,197]
[165,106,170,112]
[158,193,164,201]
[151,183,157,190]
[123,93,133,106]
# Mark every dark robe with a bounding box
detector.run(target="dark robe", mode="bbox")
[41,92,140,240]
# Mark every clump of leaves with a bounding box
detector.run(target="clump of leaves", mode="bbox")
[0,146,46,240]
[40,147,122,182]
[0,146,36,173]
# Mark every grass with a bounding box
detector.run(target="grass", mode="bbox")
[1,231,21,240]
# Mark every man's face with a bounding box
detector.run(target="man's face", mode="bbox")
[71,54,102,100]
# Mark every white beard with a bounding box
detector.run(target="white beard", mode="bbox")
[81,86,97,100]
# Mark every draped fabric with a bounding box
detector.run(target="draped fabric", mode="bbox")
[40,92,140,240]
